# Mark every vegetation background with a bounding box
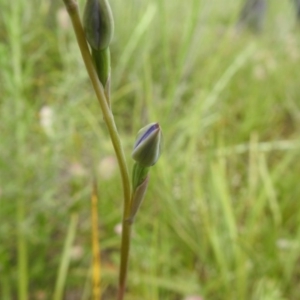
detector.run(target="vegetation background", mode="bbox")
[1,0,300,299]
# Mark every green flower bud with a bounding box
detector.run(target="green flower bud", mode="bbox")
[129,124,162,223]
[83,0,114,51]
[132,123,162,167]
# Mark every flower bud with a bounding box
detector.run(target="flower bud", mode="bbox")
[83,0,114,50]
[132,123,162,167]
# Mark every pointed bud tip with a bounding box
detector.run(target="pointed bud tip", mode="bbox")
[132,123,162,167]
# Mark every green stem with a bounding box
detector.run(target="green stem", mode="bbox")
[62,1,132,298]
[117,220,132,300]
[117,188,135,300]
[17,198,28,300]
[62,0,131,210]
[10,0,28,297]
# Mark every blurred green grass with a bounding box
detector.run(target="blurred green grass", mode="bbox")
[1,0,300,299]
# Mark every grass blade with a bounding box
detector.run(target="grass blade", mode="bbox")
[52,213,78,300]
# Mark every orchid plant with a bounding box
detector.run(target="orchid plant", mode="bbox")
[62,0,163,299]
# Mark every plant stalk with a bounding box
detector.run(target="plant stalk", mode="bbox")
[62,1,132,298]
[53,213,78,300]
[117,219,132,300]
[91,181,101,300]
[17,198,28,300]
[62,0,131,210]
